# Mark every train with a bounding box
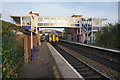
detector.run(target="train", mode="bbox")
[46,33,59,42]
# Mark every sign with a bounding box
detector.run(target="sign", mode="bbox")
[31,29,34,32]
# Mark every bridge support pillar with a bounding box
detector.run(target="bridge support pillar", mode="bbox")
[35,27,38,34]
[37,28,41,46]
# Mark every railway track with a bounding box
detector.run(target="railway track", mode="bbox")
[51,43,111,80]
[57,41,120,72]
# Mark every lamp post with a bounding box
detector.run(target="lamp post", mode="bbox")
[30,11,34,61]
[30,0,34,61]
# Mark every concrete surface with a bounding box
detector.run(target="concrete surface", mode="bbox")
[19,42,84,80]
[19,42,60,79]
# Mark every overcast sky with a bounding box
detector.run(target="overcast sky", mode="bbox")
[1,0,119,31]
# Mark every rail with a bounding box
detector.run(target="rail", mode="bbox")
[59,40,120,72]
[51,43,111,79]
[60,40,120,53]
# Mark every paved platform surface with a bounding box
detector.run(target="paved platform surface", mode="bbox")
[19,42,61,79]
[19,42,84,80]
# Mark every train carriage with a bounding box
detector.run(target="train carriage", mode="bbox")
[48,33,59,42]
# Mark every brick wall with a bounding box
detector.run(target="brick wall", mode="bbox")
[15,34,29,61]
[71,28,77,42]
[33,35,39,48]
[15,33,39,62]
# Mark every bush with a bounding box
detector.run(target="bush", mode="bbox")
[1,20,24,79]
[95,23,120,50]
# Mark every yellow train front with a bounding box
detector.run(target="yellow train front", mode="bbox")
[48,33,59,42]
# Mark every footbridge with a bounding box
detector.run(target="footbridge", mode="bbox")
[10,14,107,29]
[10,13,107,43]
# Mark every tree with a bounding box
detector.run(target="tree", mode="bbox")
[95,23,120,50]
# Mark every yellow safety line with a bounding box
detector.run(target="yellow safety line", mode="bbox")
[44,41,48,43]
[53,66,60,80]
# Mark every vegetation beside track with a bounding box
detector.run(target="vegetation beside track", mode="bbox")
[1,20,24,79]
[95,23,120,50]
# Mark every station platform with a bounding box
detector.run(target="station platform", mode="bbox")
[19,42,83,79]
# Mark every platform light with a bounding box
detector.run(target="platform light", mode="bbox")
[30,0,34,61]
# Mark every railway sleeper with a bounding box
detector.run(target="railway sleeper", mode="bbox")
[71,64,84,67]
[80,72,99,77]
[69,61,81,65]
[73,65,87,69]
[79,71,94,74]
[76,68,89,72]
[83,75,102,79]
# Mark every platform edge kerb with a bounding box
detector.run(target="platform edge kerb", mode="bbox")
[47,43,84,79]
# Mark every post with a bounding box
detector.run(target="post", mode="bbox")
[31,19,33,61]
[87,20,88,44]
[31,0,32,12]
[91,19,93,44]
[13,19,14,24]
[21,16,22,27]
[9,15,11,23]
[23,37,24,61]
[36,27,38,34]
[39,28,41,46]
[31,12,34,61]
[30,0,34,61]
[79,19,82,42]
